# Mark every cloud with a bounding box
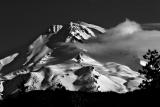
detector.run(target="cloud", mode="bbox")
[74,19,160,71]
[109,18,142,36]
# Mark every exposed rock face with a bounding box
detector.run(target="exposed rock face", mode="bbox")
[0,21,144,100]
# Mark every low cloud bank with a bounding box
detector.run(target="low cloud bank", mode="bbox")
[74,19,160,71]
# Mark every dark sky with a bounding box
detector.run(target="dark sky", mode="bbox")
[0,0,159,58]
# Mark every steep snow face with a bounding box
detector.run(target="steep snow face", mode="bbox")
[0,53,19,71]
[80,22,106,33]
[23,53,143,93]
[0,21,144,99]
[24,22,100,66]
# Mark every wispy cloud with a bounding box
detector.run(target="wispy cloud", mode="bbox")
[74,19,160,71]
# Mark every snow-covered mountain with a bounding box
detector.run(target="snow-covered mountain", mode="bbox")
[0,21,144,100]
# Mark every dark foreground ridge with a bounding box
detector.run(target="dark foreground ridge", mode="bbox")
[0,88,159,107]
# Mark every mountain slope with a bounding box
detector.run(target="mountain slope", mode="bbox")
[0,21,144,100]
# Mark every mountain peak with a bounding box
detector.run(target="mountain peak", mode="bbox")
[0,21,143,100]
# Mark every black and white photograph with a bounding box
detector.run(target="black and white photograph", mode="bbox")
[0,0,159,106]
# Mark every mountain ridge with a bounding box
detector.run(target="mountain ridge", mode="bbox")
[0,21,144,100]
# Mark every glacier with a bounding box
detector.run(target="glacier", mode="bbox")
[0,21,145,100]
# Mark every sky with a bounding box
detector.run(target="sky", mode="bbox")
[0,0,159,58]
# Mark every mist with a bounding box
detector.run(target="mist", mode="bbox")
[74,19,160,71]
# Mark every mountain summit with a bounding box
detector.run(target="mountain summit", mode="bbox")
[0,21,143,100]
